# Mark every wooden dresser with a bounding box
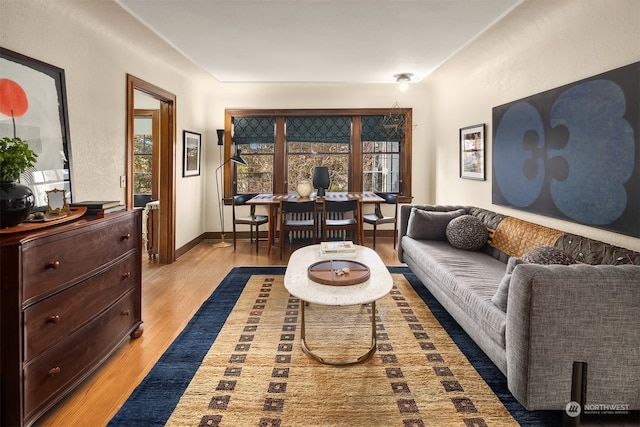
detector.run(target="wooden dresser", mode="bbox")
[0,209,143,427]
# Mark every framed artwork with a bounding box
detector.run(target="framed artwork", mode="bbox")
[0,47,73,207]
[459,123,485,180]
[492,62,639,238]
[182,130,201,177]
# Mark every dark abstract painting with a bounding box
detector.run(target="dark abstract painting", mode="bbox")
[492,62,640,238]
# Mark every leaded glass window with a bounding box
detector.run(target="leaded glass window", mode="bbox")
[286,117,351,192]
[362,116,401,193]
[233,117,275,194]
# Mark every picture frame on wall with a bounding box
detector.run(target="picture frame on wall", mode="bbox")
[182,130,201,177]
[459,123,485,180]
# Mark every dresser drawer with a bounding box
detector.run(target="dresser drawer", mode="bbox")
[22,214,139,304]
[23,289,141,424]
[23,253,140,362]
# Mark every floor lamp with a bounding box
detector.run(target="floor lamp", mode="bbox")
[213,147,247,248]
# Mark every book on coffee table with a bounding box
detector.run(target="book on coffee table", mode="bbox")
[320,241,356,256]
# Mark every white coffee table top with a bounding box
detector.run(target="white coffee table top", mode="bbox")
[284,244,393,306]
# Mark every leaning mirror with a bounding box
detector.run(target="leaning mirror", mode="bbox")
[0,48,73,209]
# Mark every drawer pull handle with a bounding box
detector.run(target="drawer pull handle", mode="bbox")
[123,272,131,279]
[47,261,61,269]
[121,309,130,316]
[48,315,60,324]
[48,367,61,377]
[122,233,131,240]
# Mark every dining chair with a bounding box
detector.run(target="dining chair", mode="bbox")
[232,193,269,253]
[280,199,317,259]
[362,192,398,249]
[321,199,359,244]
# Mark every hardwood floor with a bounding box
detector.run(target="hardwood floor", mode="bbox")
[35,236,402,427]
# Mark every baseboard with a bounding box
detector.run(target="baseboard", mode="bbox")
[176,234,207,259]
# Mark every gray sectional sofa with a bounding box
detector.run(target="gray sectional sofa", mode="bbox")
[398,204,639,411]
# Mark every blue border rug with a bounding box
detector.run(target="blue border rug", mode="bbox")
[108,266,560,426]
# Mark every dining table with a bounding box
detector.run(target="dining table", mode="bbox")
[246,191,385,254]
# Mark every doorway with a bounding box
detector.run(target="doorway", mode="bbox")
[126,74,176,264]
[133,107,159,207]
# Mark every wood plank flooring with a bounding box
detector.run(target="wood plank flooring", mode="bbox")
[34,237,402,427]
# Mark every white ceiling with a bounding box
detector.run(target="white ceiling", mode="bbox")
[116,0,522,84]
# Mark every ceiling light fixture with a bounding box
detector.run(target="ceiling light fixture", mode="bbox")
[394,73,413,91]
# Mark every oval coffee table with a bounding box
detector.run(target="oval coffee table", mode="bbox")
[284,244,393,365]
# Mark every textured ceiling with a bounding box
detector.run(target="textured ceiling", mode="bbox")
[116,0,522,84]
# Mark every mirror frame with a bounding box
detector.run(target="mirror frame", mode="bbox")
[45,188,71,216]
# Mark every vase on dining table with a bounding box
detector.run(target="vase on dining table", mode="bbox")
[296,180,313,198]
[312,166,330,197]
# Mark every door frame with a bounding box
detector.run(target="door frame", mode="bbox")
[126,74,176,264]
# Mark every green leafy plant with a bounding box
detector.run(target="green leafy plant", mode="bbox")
[0,137,38,182]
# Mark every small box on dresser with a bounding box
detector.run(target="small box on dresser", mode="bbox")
[0,209,143,427]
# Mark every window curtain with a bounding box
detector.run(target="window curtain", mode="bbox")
[232,117,275,144]
[286,116,351,143]
[362,115,404,141]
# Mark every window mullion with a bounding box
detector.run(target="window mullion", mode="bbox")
[274,117,286,194]
[351,116,362,192]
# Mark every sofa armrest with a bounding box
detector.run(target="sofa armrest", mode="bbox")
[506,263,640,410]
[398,204,467,263]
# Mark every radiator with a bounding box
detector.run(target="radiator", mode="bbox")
[287,211,345,241]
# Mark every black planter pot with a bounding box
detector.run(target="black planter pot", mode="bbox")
[0,181,35,228]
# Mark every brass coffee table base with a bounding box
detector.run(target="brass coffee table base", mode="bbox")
[299,300,377,366]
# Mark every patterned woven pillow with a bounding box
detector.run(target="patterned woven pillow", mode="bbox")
[521,246,575,265]
[446,215,488,251]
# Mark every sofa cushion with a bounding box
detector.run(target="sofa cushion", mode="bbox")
[446,215,489,251]
[491,256,525,312]
[401,238,507,347]
[521,246,575,265]
[406,208,465,240]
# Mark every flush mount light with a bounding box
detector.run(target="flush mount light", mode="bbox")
[394,73,413,91]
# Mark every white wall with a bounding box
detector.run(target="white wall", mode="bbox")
[0,0,218,248]
[424,0,640,251]
[2,0,638,252]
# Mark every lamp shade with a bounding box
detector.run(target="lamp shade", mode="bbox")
[312,166,330,197]
[230,147,248,166]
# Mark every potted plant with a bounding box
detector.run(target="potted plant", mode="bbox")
[0,136,38,228]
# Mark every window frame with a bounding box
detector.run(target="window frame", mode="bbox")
[222,108,413,203]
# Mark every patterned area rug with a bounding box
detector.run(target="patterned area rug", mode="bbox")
[109,267,559,426]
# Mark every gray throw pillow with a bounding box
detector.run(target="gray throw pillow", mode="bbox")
[445,214,488,251]
[521,246,575,265]
[406,208,466,240]
[491,256,525,312]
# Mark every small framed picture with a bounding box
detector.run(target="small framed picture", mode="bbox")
[459,124,485,180]
[183,130,201,177]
